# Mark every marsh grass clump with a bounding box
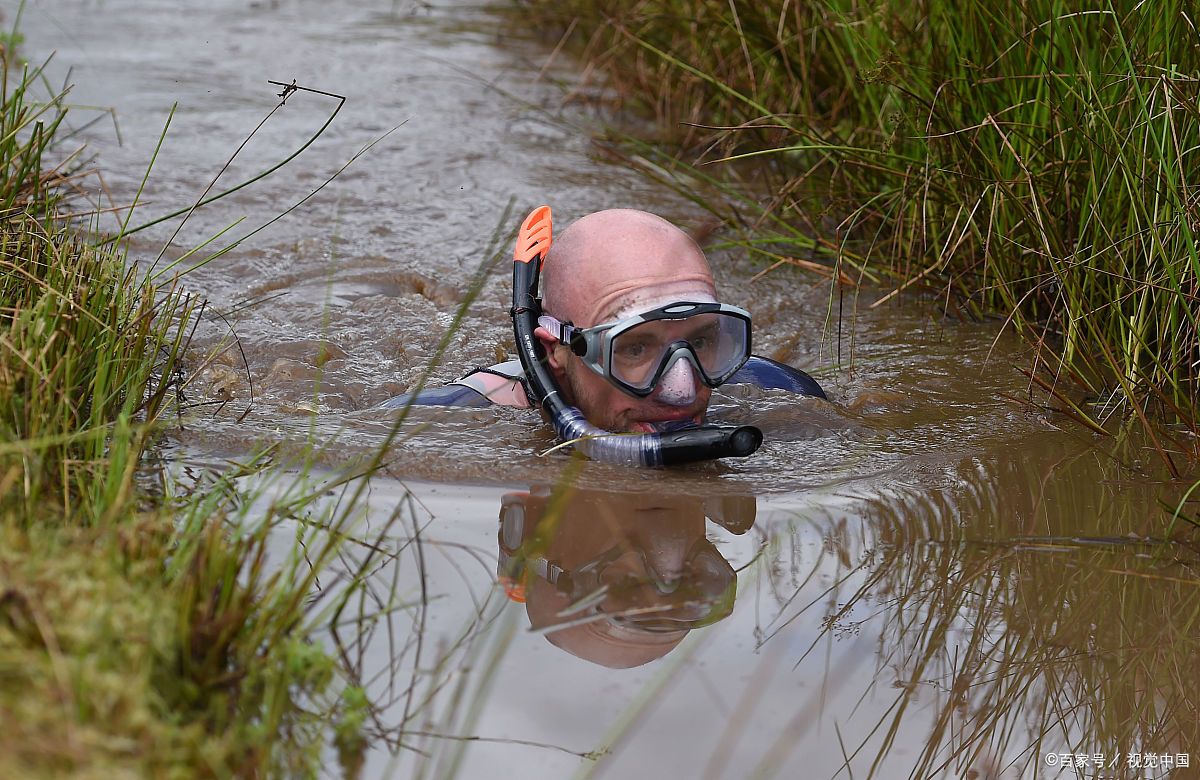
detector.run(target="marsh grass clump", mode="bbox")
[0,213,196,521]
[0,49,382,778]
[521,0,1200,445]
[0,52,194,520]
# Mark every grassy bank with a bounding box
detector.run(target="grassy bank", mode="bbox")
[519,0,1200,449]
[1,55,376,777]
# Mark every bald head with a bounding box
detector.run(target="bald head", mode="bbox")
[542,209,716,326]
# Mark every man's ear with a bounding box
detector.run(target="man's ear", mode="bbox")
[533,326,568,375]
[532,327,574,407]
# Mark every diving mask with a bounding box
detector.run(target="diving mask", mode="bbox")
[538,301,752,398]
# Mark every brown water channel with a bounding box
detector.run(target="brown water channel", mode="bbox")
[23,1,1200,777]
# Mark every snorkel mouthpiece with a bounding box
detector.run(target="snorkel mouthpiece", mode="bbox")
[657,424,763,465]
[510,205,762,467]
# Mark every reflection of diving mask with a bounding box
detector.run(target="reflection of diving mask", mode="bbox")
[539,301,752,397]
[563,538,737,632]
[497,494,739,631]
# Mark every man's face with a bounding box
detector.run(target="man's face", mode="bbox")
[557,338,713,433]
[551,291,716,432]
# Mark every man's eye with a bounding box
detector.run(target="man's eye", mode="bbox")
[689,328,719,352]
[615,341,650,361]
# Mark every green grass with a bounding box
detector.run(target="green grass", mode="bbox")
[0,48,391,778]
[516,0,1200,457]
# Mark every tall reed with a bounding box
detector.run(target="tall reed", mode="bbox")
[521,0,1200,443]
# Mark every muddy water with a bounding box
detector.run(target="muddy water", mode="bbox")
[22,1,1200,778]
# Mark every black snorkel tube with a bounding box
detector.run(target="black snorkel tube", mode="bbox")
[510,206,763,467]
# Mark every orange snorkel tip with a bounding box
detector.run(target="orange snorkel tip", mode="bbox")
[514,205,552,265]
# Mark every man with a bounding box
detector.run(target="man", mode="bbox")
[382,209,824,425]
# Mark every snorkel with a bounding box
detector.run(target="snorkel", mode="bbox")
[510,205,763,467]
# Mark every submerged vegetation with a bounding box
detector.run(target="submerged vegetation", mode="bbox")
[0,49,387,778]
[769,441,1200,779]
[519,0,1200,455]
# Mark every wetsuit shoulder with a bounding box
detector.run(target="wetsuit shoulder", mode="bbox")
[379,383,493,409]
[379,360,531,409]
[728,355,827,400]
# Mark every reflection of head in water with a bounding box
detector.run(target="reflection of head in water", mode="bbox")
[497,485,755,668]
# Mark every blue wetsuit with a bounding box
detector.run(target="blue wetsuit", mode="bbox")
[381,355,825,409]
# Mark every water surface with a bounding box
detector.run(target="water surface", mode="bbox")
[22,1,1199,777]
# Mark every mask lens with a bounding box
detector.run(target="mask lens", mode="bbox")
[608,311,748,391]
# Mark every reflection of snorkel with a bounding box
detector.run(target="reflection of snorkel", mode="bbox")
[510,206,763,466]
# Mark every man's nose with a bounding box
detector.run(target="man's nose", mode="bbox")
[654,355,698,406]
